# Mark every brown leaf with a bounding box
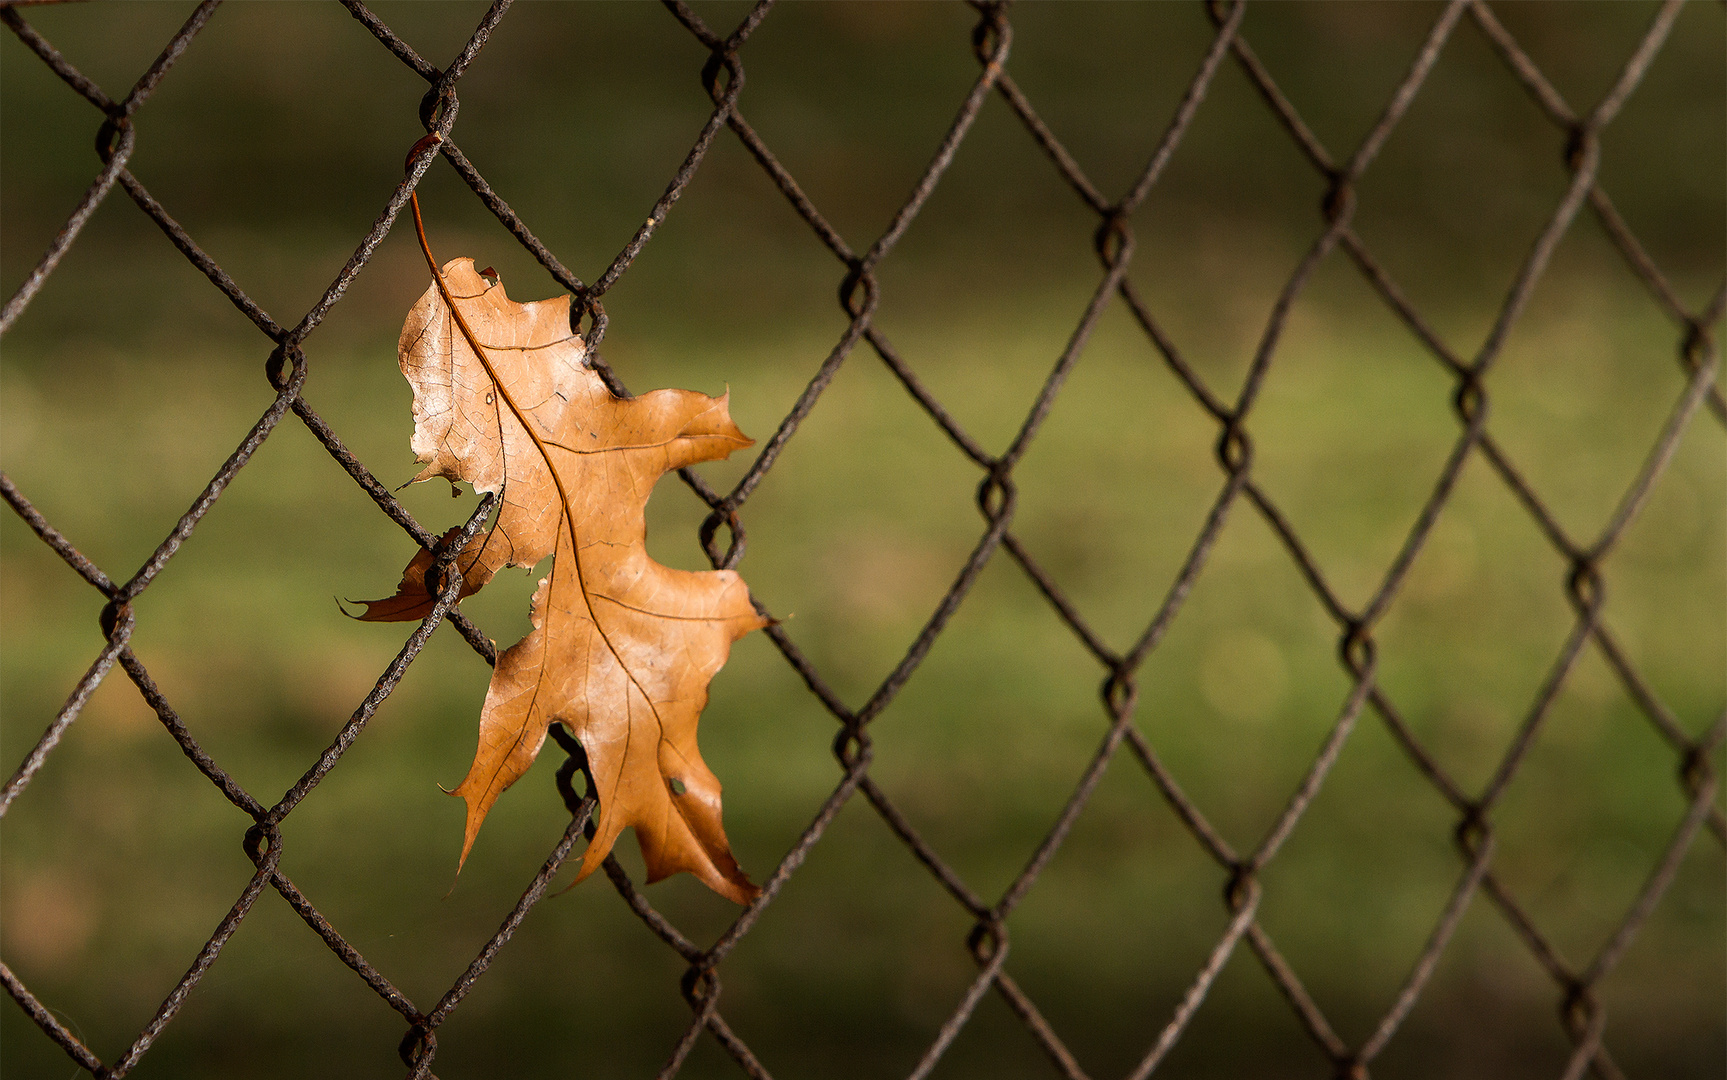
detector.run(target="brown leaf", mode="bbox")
[361,257,765,904]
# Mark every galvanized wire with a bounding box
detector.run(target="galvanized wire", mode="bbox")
[1,1,1722,1078]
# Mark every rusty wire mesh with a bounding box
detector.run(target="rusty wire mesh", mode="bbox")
[0,1,1722,1077]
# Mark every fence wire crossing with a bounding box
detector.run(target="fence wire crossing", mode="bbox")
[1,2,1722,1078]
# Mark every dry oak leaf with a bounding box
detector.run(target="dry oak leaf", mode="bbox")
[361,257,766,904]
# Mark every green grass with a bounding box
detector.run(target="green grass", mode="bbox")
[2,246,1721,1078]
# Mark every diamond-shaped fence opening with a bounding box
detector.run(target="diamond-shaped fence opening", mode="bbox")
[0,2,1721,1078]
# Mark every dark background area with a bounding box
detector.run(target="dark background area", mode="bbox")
[1,3,1722,1078]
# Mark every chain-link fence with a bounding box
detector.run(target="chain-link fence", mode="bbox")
[1,1,1722,1078]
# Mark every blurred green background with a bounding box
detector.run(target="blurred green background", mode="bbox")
[1,2,1722,1078]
